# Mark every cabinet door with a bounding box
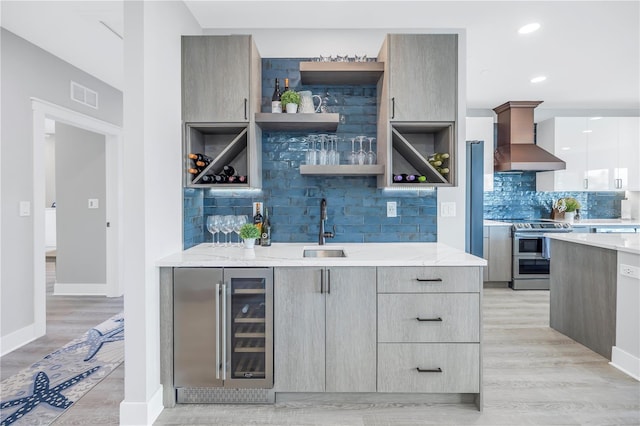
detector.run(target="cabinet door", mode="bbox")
[388,34,457,122]
[182,36,250,122]
[274,267,325,392]
[325,267,377,392]
[586,117,618,190]
[488,226,512,282]
[482,227,489,281]
[617,117,639,191]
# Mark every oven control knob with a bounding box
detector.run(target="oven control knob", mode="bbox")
[524,223,530,229]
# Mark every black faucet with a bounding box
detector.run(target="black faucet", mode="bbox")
[319,198,335,245]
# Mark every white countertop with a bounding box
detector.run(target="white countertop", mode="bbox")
[483,220,512,227]
[570,219,640,227]
[545,233,640,255]
[157,242,487,267]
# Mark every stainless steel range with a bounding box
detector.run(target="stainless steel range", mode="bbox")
[511,221,573,290]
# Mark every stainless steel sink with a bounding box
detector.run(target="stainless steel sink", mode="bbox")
[303,248,346,258]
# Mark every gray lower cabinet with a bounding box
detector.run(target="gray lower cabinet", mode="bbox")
[274,266,377,393]
[484,225,512,282]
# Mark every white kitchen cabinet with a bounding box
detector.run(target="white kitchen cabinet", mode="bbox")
[537,117,639,191]
[483,225,512,283]
[274,266,377,393]
[466,117,495,191]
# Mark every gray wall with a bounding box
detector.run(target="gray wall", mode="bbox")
[0,28,122,337]
[55,123,106,286]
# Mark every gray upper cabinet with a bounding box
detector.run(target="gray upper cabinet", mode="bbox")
[388,34,457,122]
[182,35,253,123]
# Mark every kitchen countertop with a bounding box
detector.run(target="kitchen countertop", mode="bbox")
[545,233,640,255]
[483,220,512,227]
[157,242,487,267]
[570,219,640,226]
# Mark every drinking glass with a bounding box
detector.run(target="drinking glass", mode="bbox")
[305,135,317,165]
[206,215,221,247]
[366,137,377,165]
[318,134,328,165]
[233,215,247,246]
[221,215,235,247]
[349,138,357,165]
[356,135,367,165]
[327,135,337,165]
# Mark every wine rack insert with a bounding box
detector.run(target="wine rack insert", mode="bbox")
[184,123,249,188]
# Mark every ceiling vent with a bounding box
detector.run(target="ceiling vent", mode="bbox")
[70,81,98,109]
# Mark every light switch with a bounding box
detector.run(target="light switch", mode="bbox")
[19,201,31,217]
[88,198,99,209]
[440,202,456,217]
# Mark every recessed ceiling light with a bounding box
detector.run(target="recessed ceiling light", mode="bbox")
[518,23,541,34]
[589,117,603,120]
[561,147,571,151]
[530,76,547,83]
[583,130,593,133]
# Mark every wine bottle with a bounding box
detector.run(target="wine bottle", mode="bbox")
[227,175,237,183]
[261,207,271,246]
[405,174,417,182]
[223,165,235,176]
[393,174,404,182]
[188,153,212,162]
[253,203,263,245]
[284,78,290,92]
[417,175,427,183]
[237,175,247,183]
[188,168,202,175]
[194,160,209,168]
[213,174,228,183]
[271,79,282,113]
[200,174,216,183]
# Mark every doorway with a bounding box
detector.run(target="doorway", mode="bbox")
[32,98,123,337]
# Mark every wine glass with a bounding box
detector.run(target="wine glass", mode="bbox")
[206,215,221,247]
[221,215,235,247]
[318,134,328,165]
[305,135,317,165]
[327,135,337,165]
[234,215,247,246]
[356,135,367,165]
[366,137,377,165]
[349,138,357,165]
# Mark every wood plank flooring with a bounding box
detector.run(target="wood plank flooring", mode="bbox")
[2,264,638,425]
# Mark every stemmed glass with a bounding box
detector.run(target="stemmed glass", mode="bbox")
[327,135,337,165]
[318,134,328,165]
[234,215,247,246]
[206,215,222,247]
[349,138,357,165]
[356,135,367,165]
[221,215,234,247]
[366,137,377,165]
[306,135,317,165]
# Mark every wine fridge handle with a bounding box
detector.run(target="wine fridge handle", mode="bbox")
[416,367,443,373]
[416,317,443,322]
[416,278,443,282]
[215,283,221,380]
[222,283,227,381]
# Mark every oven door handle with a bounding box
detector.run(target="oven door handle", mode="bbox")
[541,236,551,260]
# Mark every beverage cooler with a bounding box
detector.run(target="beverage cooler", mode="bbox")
[173,267,273,403]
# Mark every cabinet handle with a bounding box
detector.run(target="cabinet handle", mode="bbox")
[327,269,331,294]
[215,283,221,379]
[583,179,589,189]
[222,283,227,381]
[244,98,248,120]
[416,278,443,282]
[391,97,395,119]
[416,367,443,373]
[616,178,622,189]
[416,316,443,322]
[320,269,324,294]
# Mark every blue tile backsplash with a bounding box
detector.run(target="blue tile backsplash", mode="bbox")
[183,58,438,249]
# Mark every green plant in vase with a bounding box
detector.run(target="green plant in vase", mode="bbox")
[280,90,301,113]
[239,223,261,248]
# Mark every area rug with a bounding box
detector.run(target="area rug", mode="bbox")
[0,313,124,425]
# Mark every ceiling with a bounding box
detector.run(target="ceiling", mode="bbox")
[2,1,639,114]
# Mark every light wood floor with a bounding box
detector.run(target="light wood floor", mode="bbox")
[2,264,638,425]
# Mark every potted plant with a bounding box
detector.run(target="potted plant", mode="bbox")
[280,90,301,113]
[557,197,581,223]
[239,223,260,248]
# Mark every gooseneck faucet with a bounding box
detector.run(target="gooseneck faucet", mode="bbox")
[319,198,335,245]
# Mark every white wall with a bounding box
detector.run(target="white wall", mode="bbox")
[120,2,200,424]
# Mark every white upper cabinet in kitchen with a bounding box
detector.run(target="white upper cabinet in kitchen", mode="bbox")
[536,117,639,191]
[466,117,495,191]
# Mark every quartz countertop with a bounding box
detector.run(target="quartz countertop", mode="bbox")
[570,219,640,227]
[157,242,487,267]
[483,220,512,227]
[545,233,640,255]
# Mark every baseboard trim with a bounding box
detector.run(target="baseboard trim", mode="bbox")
[610,346,640,381]
[54,282,107,296]
[1,323,42,356]
[120,385,164,425]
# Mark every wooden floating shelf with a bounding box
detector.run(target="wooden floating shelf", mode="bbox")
[300,164,385,176]
[299,61,384,85]
[255,113,339,131]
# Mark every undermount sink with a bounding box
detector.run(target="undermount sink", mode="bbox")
[302,247,347,258]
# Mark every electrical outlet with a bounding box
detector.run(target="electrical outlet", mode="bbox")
[620,264,640,280]
[387,201,397,217]
[440,202,456,217]
[88,198,99,209]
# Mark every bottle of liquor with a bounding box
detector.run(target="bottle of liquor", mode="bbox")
[261,207,271,246]
[271,79,282,113]
[253,203,263,245]
[188,153,212,162]
[223,165,235,176]
[284,78,290,92]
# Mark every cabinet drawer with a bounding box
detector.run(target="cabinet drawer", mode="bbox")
[377,343,479,393]
[378,294,479,343]
[377,267,480,293]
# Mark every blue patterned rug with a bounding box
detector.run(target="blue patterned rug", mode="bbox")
[0,313,124,425]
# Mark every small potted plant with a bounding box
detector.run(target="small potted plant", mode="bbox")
[239,223,261,248]
[557,197,581,223]
[280,90,301,113]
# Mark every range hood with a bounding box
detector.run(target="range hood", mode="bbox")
[493,101,566,172]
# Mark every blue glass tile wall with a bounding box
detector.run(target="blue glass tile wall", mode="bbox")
[183,58,438,249]
[484,172,624,220]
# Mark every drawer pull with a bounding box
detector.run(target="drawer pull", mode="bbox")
[416,278,443,282]
[416,367,443,373]
[416,316,443,322]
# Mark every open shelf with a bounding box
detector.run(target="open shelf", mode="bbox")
[255,113,339,131]
[299,61,384,85]
[390,122,454,186]
[300,164,385,176]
